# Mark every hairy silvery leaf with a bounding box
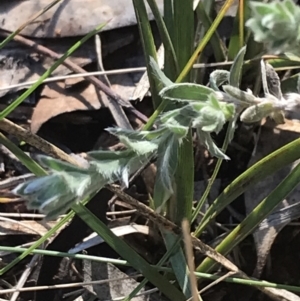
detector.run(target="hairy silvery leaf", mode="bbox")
[149,56,173,89]
[159,83,214,102]
[118,136,158,156]
[209,70,230,91]
[15,146,155,219]
[197,129,230,160]
[240,101,275,123]
[285,93,300,111]
[179,103,205,119]
[223,85,258,105]
[229,46,247,88]
[88,150,132,183]
[153,134,179,211]
[192,94,234,134]
[14,170,97,220]
[88,150,150,187]
[105,128,159,156]
[165,122,189,138]
[246,0,300,54]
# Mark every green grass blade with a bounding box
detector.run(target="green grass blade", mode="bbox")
[72,203,186,301]
[194,137,300,236]
[163,0,175,79]
[0,133,46,177]
[227,1,247,59]
[146,0,179,77]
[195,1,226,62]
[173,130,194,223]
[173,0,194,80]
[0,0,62,50]
[132,0,161,108]
[176,0,238,83]
[170,0,194,225]
[0,22,107,120]
[163,231,192,298]
[197,160,300,273]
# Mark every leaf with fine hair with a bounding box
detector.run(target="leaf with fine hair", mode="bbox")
[159,83,215,102]
[149,56,174,89]
[192,94,234,134]
[229,46,247,88]
[14,145,155,219]
[106,127,159,156]
[240,101,275,123]
[246,0,300,54]
[209,70,230,91]
[14,170,96,220]
[197,129,230,160]
[222,85,258,105]
[163,83,210,102]
[88,150,135,187]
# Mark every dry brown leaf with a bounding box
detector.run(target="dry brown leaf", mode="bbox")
[31,82,101,133]
[0,0,164,37]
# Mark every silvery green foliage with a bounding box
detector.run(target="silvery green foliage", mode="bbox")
[14,85,236,219]
[14,131,159,220]
[246,0,300,54]
[214,59,300,124]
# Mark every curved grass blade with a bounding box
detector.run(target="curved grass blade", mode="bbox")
[0,133,46,177]
[194,137,300,236]
[196,160,300,273]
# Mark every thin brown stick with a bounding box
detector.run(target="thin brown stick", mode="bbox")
[0,30,149,125]
[0,118,82,167]
[182,219,201,301]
